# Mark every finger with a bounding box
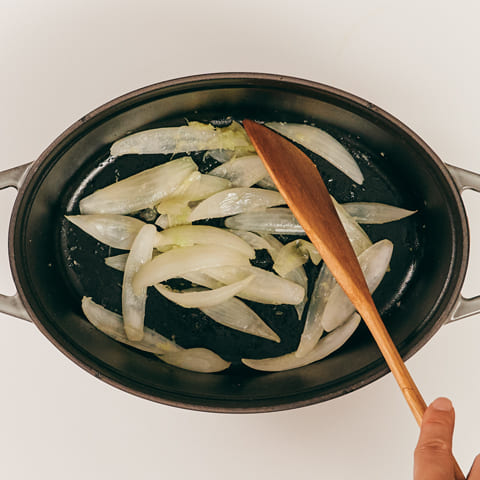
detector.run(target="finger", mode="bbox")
[468,454,480,479]
[414,397,455,480]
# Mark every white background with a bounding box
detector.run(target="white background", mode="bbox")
[1,1,480,479]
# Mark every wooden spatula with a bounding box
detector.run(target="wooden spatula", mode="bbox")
[243,119,464,480]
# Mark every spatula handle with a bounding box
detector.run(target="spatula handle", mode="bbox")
[243,119,465,480]
[357,296,426,422]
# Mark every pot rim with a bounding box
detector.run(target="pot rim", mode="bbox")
[8,73,470,412]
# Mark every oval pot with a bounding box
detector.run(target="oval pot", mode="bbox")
[2,73,480,412]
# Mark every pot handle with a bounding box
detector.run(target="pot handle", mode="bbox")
[447,164,480,323]
[0,163,32,322]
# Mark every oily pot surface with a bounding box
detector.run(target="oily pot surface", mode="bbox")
[11,75,466,411]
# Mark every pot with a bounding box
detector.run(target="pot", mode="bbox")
[1,73,479,412]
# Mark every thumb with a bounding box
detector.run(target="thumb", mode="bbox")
[414,397,455,480]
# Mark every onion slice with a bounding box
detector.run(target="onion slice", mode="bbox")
[266,122,364,184]
[200,298,280,343]
[105,253,128,271]
[295,205,373,356]
[189,188,286,222]
[132,245,251,294]
[205,146,256,163]
[204,265,305,305]
[122,224,157,341]
[111,121,252,156]
[256,176,278,190]
[155,173,232,220]
[155,214,170,229]
[65,214,145,250]
[229,230,274,252]
[226,202,371,255]
[178,173,232,201]
[205,149,236,163]
[182,272,224,290]
[79,157,197,215]
[81,297,181,354]
[82,297,230,373]
[295,264,333,357]
[154,275,255,308]
[322,239,394,332]
[285,267,308,320]
[330,198,372,255]
[224,208,305,235]
[159,348,231,373]
[209,154,269,187]
[258,234,283,260]
[260,234,308,320]
[342,202,417,224]
[242,313,361,372]
[155,225,255,259]
[273,239,321,276]
[155,198,192,227]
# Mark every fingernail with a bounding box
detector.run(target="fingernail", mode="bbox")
[431,397,453,411]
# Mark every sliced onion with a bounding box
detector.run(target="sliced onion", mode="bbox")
[153,171,199,226]
[279,260,308,320]
[105,253,128,271]
[256,176,278,190]
[65,214,145,250]
[260,234,308,319]
[155,193,191,219]
[159,348,231,373]
[155,214,169,229]
[155,225,255,259]
[204,265,305,305]
[229,230,274,252]
[322,239,394,332]
[266,122,364,184]
[209,154,269,187]
[132,245,251,294]
[200,298,280,343]
[80,157,197,215]
[342,202,417,224]
[182,271,224,290]
[273,241,309,277]
[224,208,305,235]
[295,264,333,357]
[300,241,321,264]
[273,239,321,277]
[180,173,232,201]
[259,233,283,260]
[154,275,254,308]
[81,297,181,354]
[226,202,371,255]
[286,267,309,321]
[83,297,229,373]
[172,170,203,194]
[330,198,372,255]
[242,313,361,372]
[189,188,286,222]
[205,149,236,163]
[156,172,232,212]
[295,209,372,356]
[155,199,192,227]
[111,121,252,156]
[122,224,158,341]
[205,146,256,163]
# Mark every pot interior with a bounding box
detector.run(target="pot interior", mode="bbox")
[11,74,468,411]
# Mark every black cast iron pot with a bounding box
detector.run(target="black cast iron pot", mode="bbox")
[2,73,480,412]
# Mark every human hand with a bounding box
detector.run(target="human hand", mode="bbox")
[414,397,480,479]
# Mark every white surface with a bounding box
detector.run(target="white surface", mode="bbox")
[1,1,480,478]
